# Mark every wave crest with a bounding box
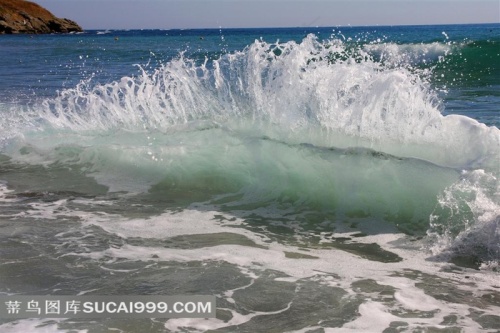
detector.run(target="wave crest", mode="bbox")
[30,35,497,171]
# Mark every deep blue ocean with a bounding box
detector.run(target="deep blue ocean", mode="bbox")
[0,24,499,332]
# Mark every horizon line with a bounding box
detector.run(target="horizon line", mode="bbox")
[80,22,500,31]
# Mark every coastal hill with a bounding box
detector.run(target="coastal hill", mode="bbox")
[0,0,82,34]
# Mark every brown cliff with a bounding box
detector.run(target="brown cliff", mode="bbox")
[0,0,82,34]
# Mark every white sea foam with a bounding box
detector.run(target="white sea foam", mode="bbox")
[0,181,16,203]
[51,206,498,332]
[0,319,84,333]
[0,186,497,332]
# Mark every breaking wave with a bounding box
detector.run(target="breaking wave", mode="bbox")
[1,34,498,266]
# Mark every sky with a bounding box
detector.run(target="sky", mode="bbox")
[37,0,500,30]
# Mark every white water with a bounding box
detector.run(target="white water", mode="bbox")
[3,35,490,171]
[0,35,499,278]
[0,197,498,332]
[1,36,496,253]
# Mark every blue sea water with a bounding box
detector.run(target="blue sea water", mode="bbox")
[0,24,499,332]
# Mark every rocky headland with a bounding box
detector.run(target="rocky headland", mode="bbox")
[0,0,82,34]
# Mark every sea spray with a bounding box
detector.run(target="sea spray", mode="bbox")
[429,169,500,268]
[2,33,499,261]
[28,35,498,168]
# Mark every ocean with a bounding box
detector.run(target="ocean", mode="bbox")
[0,24,499,332]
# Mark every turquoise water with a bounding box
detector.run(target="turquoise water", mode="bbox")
[0,24,499,332]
